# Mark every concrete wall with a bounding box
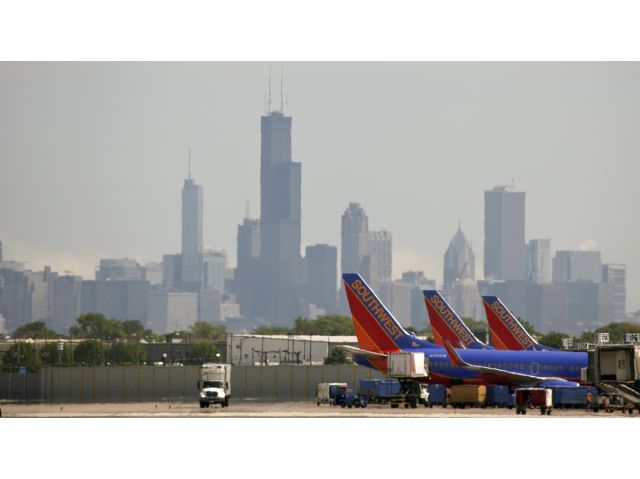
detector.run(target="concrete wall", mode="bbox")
[0,365,385,403]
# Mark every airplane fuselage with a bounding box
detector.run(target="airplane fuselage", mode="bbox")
[356,347,587,387]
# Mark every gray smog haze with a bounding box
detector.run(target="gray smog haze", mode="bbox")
[1,62,638,309]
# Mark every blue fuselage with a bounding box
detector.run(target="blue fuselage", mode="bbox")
[356,347,587,386]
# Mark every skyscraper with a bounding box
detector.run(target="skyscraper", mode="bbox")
[305,244,338,314]
[257,108,302,324]
[484,185,526,281]
[235,217,260,318]
[602,263,626,322]
[443,225,475,289]
[368,230,392,285]
[527,239,551,284]
[181,176,203,292]
[341,203,369,275]
[552,250,602,283]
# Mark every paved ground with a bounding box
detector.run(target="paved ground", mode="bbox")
[0,400,634,418]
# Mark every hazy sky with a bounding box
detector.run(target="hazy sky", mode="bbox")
[1,62,638,309]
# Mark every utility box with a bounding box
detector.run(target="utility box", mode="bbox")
[388,352,428,378]
[587,344,640,383]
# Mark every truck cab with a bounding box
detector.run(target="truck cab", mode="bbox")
[198,363,231,408]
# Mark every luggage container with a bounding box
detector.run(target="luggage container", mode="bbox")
[515,388,553,415]
[449,385,486,408]
[427,384,447,407]
[486,385,510,408]
[358,379,401,403]
[358,379,380,400]
[552,386,600,410]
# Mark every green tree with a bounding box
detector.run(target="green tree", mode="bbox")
[73,339,106,366]
[108,342,146,365]
[121,320,146,338]
[1,342,41,372]
[13,321,59,339]
[323,346,350,365]
[253,325,291,335]
[189,321,227,339]
[190,343,220,364]
[538,331,571,349]
[594,322,640,342]
[293,315,354,335]
[518,319,541,337]
[70,313,124,340]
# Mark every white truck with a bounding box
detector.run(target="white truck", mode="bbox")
[198,363,231,408]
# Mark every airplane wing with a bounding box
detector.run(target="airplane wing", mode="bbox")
[442,340,568,385]
[340,345,388,360]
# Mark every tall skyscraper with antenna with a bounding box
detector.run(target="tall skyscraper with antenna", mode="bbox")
[181,149,203,292]
[255,68,302,324]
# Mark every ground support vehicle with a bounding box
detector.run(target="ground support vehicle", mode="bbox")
[389,380,428,409]
[485,385,510,408]
[515,388,552,415]
[198,363,231,408]
[359,379,401,404]
[316,382,348,406]
[387,351,429,409]
[426,384,447,407]
[332,385,367,408]
[449,385,486,408]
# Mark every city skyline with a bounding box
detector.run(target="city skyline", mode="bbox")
[1,63,638,310]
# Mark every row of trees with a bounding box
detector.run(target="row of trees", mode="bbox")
[253,315,354,336]
[0,340,222,372]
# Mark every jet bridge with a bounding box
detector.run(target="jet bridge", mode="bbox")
[582,344,640,414]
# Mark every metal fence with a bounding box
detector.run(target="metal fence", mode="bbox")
[0,364,385,403]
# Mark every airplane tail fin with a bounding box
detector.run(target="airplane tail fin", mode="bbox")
[422,290,488,350]
[342,273,437,353]
[482,296,554,351]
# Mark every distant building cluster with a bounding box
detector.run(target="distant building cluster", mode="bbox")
[0,94,632,338]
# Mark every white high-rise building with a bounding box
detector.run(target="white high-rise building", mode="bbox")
[443,226,475,289]
[602,263,626,322]
[368,230,392,284]
[341,203,369,275]
[553,250,601,283]
[527,239,551,284]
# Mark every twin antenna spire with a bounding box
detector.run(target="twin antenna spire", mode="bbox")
[265,64,287,113]
[188,147,192,180]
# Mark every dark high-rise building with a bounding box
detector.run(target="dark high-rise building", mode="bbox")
[484,186,526,281]
[305,244,338,314]
[51,275,82,333]
[235,217,260,318]
[443,226,475,289]
[257,109,302,324]
[81,279,149,322]
[181,176,203,292]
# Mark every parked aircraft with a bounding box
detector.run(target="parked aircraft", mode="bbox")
[482,295,556,351]
[342,273,583,387]
[422,290,492,349]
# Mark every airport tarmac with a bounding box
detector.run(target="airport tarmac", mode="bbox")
[0,400,634,418]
